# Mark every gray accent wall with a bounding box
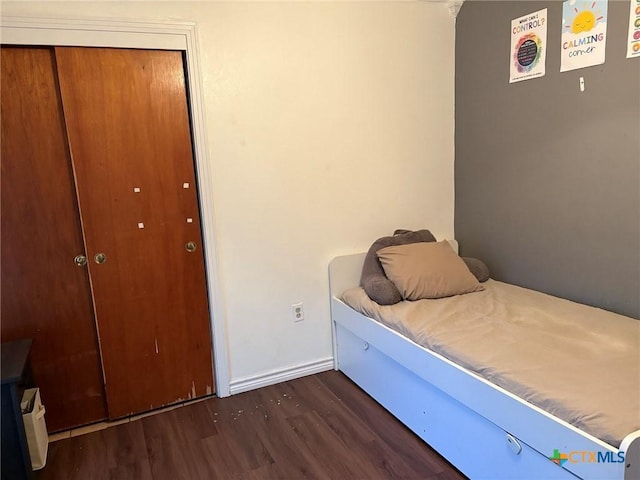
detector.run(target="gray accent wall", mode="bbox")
[455,0,640,318]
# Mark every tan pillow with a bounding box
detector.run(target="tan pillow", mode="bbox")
[376,241,484,300]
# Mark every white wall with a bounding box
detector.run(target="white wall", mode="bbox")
[1,1,455,391]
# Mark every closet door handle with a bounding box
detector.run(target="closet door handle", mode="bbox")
[94,253,107,264]
[185,241,197,253]
[74,254,87,267]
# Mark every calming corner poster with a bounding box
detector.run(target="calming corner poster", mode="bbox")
[510,9,547,83]
[561,0,608,72]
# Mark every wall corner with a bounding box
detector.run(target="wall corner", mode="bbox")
[448,1,464,18]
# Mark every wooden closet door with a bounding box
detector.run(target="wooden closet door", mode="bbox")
[0,47,107,431]
[55,47,214,418]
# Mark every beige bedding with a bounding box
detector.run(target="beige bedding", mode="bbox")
[342,280,640,448]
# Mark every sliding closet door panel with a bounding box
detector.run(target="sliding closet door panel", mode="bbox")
[55,47,214,418]
[0,47,107,431]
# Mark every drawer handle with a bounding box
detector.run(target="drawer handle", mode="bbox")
[506,434,522,455]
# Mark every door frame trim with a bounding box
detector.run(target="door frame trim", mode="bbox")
[1,16,231,397]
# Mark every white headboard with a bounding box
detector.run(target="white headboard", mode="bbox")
[329,253,366,298]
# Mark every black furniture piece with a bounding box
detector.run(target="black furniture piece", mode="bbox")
[1,338,35,480]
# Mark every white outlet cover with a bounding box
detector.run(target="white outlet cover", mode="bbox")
[292,302,304,322]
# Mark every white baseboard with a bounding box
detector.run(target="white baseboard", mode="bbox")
[229,356,334,395]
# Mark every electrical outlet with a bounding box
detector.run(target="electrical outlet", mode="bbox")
[292,302,304,322]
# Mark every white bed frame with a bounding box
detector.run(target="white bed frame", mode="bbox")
[329,252,639,480]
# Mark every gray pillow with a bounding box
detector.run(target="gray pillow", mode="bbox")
[461,257,490,282]
[360,229,437,305]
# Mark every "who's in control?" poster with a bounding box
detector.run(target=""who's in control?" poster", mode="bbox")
[510,8,547,83]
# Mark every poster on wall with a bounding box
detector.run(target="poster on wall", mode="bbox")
[510,8,547,83]
[561,0,608,72]
[627,0,640,58]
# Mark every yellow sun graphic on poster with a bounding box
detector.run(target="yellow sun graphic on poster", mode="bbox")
[564,1,605,34]
[572,10,596,33]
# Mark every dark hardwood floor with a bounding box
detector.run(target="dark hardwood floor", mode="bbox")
[37,371,467,479]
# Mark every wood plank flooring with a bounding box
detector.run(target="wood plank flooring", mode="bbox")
[37,371,467,480]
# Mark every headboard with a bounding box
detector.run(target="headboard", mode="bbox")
[329,253,366,299]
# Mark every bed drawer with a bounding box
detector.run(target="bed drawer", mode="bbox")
[335,322,579,480]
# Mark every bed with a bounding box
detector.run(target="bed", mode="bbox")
[329,250,640,480]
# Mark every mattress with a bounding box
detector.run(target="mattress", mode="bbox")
[342,279,640,448]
